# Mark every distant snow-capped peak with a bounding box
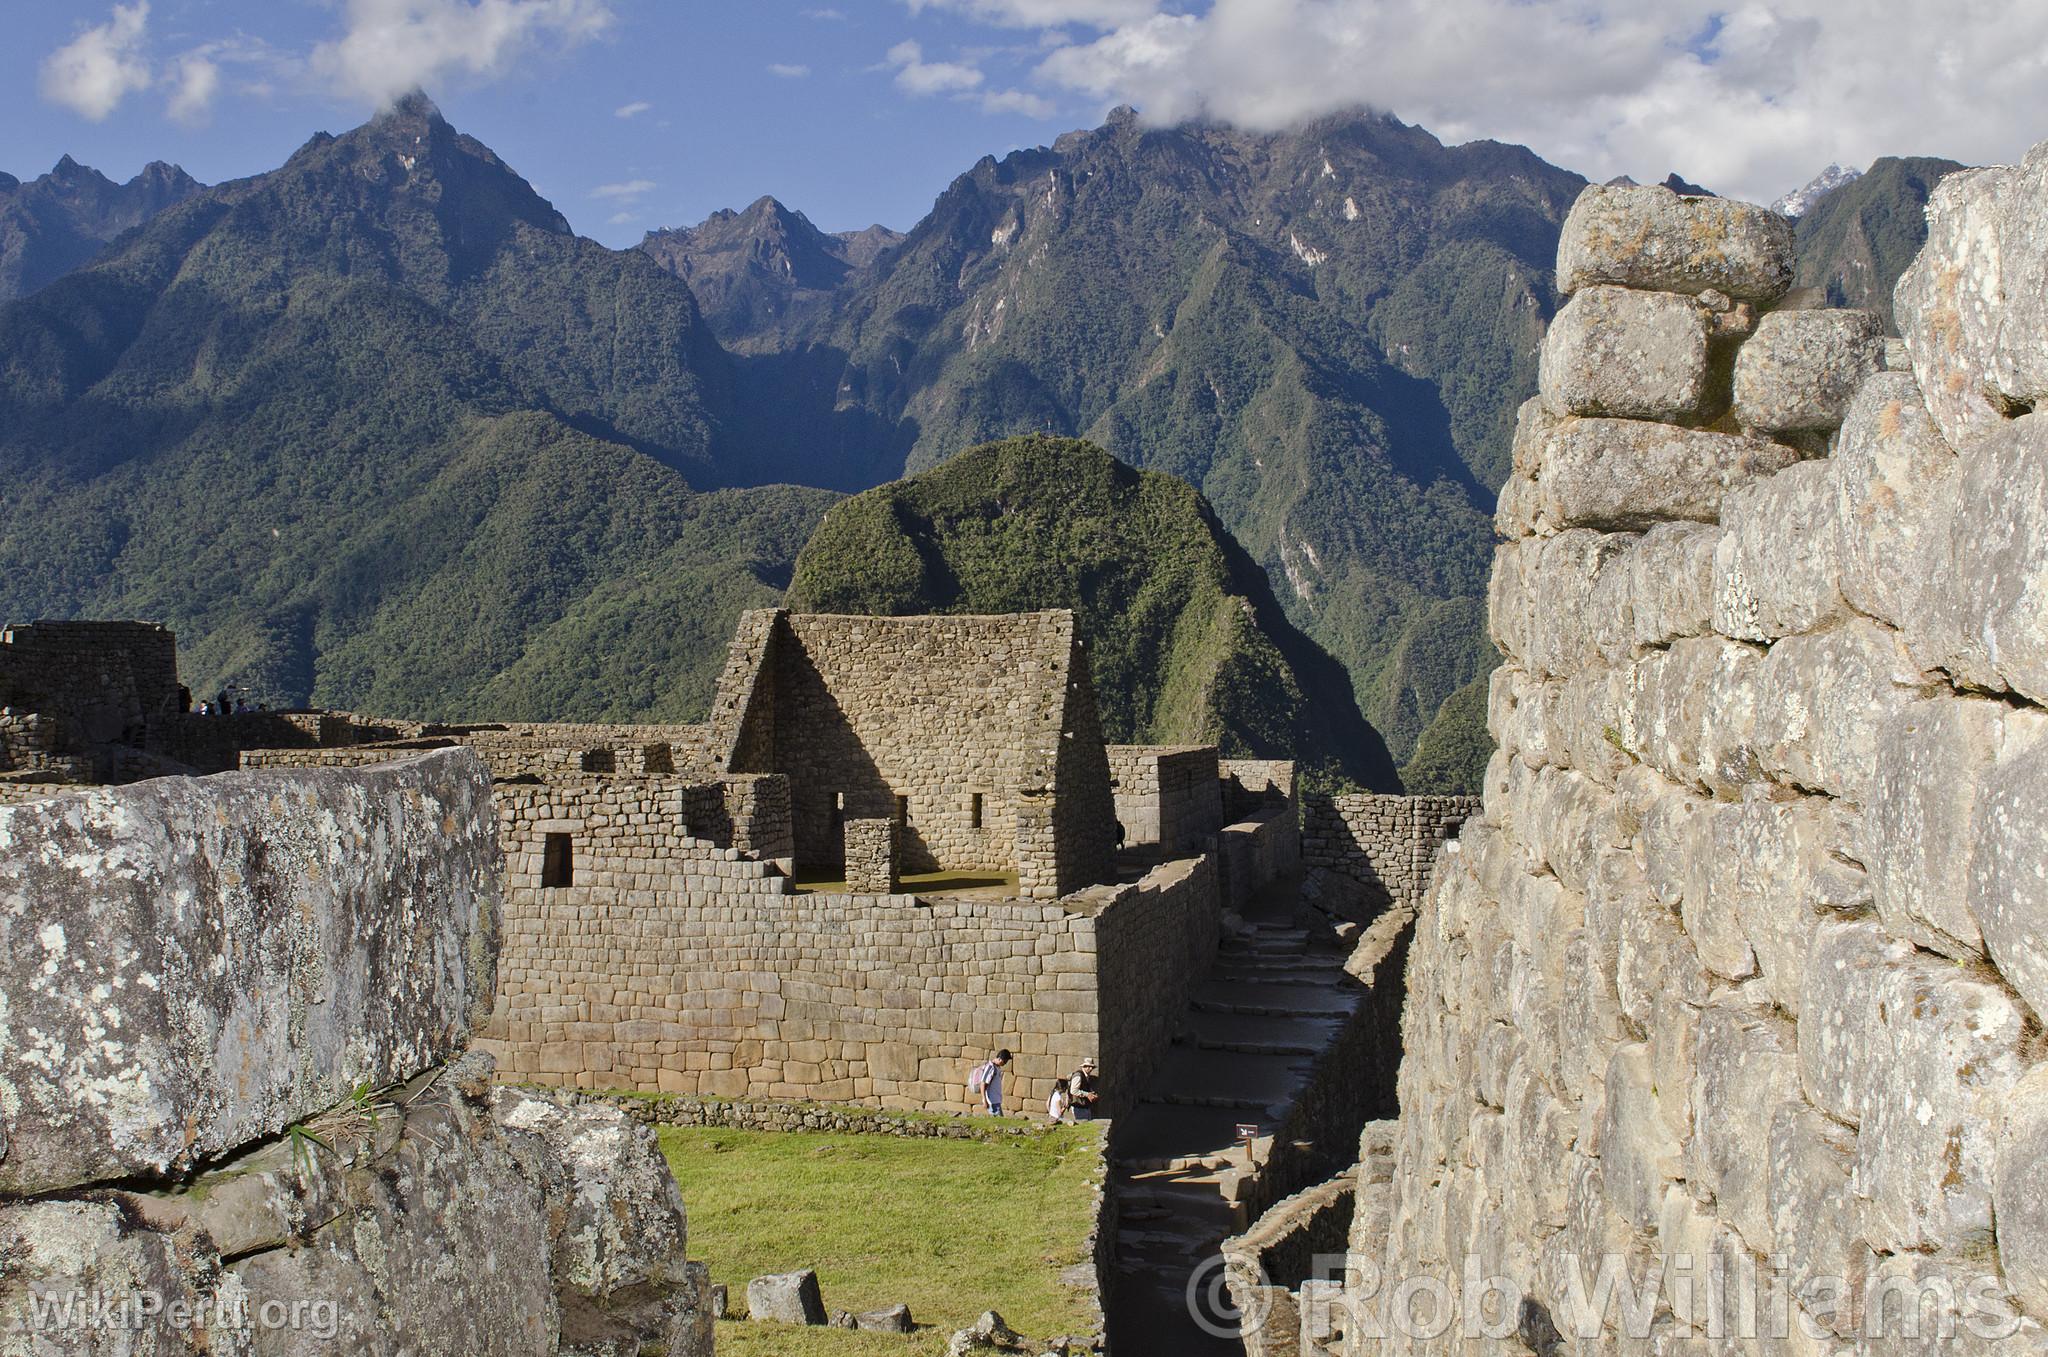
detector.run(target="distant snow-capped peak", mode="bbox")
[1773,163,1863,219]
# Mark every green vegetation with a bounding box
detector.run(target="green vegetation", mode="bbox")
[1400,671,1494,795]
[789,435,1398,785]
[659,1124,1103,1355]
[1793,156,1968,332]
[653,110,1582,783]
[0,95,833,719]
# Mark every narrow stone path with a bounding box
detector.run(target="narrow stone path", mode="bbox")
[1104,879,1363,1357]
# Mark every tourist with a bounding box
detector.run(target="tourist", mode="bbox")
[215,689,230,717]
[1047,1078,1071,1124]
[970,1049,1011,1116]
[1068,1058,1100,1121]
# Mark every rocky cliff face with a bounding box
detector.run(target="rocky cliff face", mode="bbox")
[1335,150,2048,1353]
[0,751,711,1355]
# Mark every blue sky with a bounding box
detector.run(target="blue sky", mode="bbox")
[12,2,2048,244]
[5,1,1107,246]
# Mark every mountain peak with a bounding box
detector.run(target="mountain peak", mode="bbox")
[1772,162,1864,219]
[378,89,445,125]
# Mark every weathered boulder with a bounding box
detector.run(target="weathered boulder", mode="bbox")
[747,1268,828,1325]
[1539,285,1709,420]
[857,1303,915,1333]
[1732,309,1886,433]
[0,1061,707,1357]
[0,749,501,1195]
[0,1199,238,1350]
[1896,143,2048,452]
[1523,415,1801,531]
[1555,183,1794,301]
[493,1087,690,1298]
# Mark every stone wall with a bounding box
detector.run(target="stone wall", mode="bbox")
[1302,793,1478,914]
[1219,800,1303,911]
[1343,166,2048,1353]
[477,768,1223,1118]
[0,751,709,1354]
[845,815,899,892]
[0,621,183,778]
[713,609,1116,898]
[1107,744,1225,850]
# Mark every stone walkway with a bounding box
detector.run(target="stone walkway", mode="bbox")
[1104,878,1365,1357]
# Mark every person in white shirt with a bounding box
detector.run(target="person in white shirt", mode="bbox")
[971,1049,1011,1115]
[1047,1080,1072,1124]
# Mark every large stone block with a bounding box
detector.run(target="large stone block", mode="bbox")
[0,749,501,1194]
[1998,1065,2048,1320]
[1896,145,2048,453]
[1614,635,1764,797]
[1687,1004,1799,1252]
[1797,919,1909,1125]
[1855,955,2028,1253]
[1753,619,1935,806]
[1966,708,2048,1024]
[1869,698,2005,959]
[1733,309,1886,434]
[1555,183,1794,301]
[1768,1104,1870,1339]
[1945,414,2048,705]
[1539,286,1710,421]
[1832,370,1960,661]
[1712,458,1845,642]
[1525,415,1801,532]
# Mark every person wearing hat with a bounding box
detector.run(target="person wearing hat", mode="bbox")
[1067,1058,1100,1121]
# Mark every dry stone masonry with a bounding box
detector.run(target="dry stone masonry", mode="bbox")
[0,750,712,1355]
[1328,165,2048,1354]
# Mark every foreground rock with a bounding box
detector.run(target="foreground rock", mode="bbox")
[1555,183,1794,300]
[0,1059,711,1354]
[0,749,500,1194]
[747,1267,828,1324]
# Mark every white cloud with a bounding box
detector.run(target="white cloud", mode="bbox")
[887,39,985,95]
[590,178,654,199]
[607,209,638,224]
[768,62,812,78]
[1025,0,2048,205]
[804,7,848,17]
[615,99,651,118]
[905,0,1160,27]
[165,53,221,125]
[311,0,615,108]
[982,87,1056,117]
[40,2,155,121]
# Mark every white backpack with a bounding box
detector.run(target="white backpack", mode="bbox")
[967,1061,994,1097]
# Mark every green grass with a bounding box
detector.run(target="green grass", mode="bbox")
[789,868,1020,896]
[660,1123,1104,1356]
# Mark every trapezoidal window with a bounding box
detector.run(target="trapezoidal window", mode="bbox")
[541,832,574,888]
[896,795,910,825]
[970,792,985,829]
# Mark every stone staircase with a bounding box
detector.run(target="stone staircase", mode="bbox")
[1105,893,1364,1357]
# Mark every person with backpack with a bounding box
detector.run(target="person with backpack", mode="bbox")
[1068,1058,1100,1121]
[969,1049,1011,1116]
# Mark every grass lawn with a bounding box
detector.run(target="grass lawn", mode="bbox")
[659,1122,1103,1355]
[789,868,1020,897]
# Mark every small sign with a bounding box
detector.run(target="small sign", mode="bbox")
[1235,1123,1260,1143]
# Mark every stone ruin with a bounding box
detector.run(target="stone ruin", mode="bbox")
[1220,141,2048,1355]
[0,749,713,1354]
